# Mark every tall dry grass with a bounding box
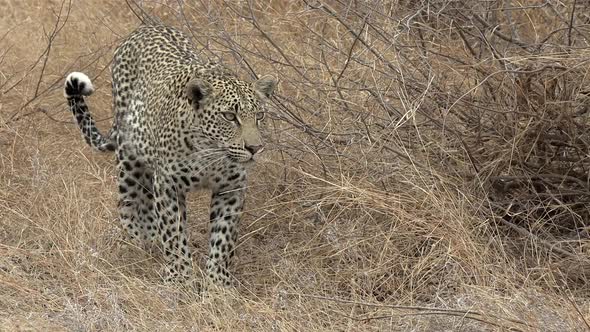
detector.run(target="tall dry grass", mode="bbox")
[1,0,589,330]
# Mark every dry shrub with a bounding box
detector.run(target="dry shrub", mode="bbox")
[388,0,590,286]
[1,0,589,330]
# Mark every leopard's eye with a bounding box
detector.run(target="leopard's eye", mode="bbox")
[255,112,265,121]
[222,112,237,122]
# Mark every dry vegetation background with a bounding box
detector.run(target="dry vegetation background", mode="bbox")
[1,0,590,330]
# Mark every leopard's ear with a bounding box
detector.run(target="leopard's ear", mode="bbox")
[254,75,277,99]
[186,79,212,106]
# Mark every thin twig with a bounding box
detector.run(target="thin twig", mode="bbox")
[286,292,531,328]
[567,0,577,47]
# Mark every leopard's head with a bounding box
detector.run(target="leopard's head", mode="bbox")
[186,69,276,163]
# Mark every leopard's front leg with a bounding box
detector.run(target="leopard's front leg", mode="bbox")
[153,170,192,282]
[206,184,245,287]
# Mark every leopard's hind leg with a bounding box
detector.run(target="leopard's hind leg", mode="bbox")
[116,145,158,246]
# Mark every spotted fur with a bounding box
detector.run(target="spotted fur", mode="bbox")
[64,24,276,286]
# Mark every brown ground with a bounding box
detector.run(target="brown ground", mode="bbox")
[1,1,589,331]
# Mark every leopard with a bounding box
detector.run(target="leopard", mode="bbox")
[63,24,276,287]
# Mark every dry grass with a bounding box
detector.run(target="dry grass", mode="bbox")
[1,0,590,330]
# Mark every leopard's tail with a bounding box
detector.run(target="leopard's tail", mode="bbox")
[64,72,116,152]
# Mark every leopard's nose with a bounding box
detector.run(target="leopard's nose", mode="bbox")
[245,144,264,155]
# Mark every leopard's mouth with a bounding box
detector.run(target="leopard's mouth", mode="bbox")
[227,148,256,163]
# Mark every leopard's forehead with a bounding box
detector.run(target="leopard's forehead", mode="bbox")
[209,76,260,115]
